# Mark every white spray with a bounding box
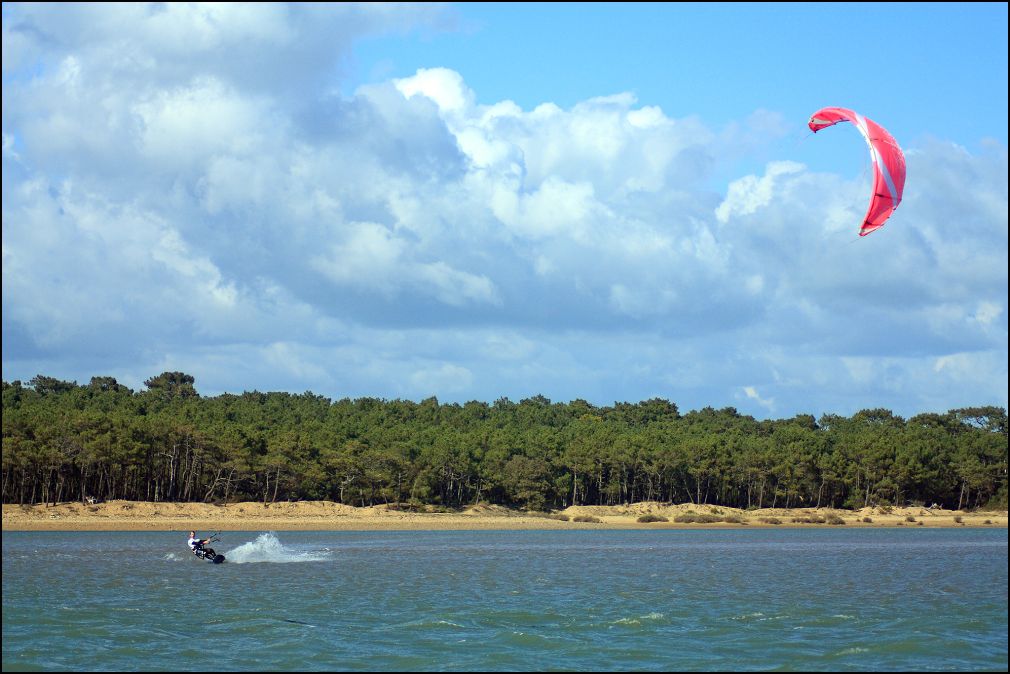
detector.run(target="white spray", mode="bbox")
[224,532,330,564]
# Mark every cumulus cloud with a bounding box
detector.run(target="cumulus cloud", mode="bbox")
[715,160,805,223]
[309,222,500,307]
[2,5,1006,418]
[741,386,775,413]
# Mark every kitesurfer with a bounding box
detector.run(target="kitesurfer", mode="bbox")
[187,530,211,555]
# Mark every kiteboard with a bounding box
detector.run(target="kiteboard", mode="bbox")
[193,546,226,564]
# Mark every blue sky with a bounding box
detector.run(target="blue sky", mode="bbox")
[2,3,1007,419]
[349,4,1008,144]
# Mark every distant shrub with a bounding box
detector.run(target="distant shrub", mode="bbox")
[385,503,412,511]
[905,515,916,522]
[722,514,745,524]
[541,512,570,521]
[953,515,963,523]
[826,514,846,525]
[791,516,826,524]
[759,517,782,525]
[675,512,723,524]
[862,517,873,523]
[573,515,601,523]
[917,521,924,526]
[390,502,455,513]
[984,519,992,525]
[877,505,893,514]
[637,514,669,523]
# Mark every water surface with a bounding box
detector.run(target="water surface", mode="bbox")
[3,529,1007,671]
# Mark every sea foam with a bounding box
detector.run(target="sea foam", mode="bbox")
[225,532,331,564]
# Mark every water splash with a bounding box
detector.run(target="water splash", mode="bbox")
[224,532,331,564]
[612,612,666,626]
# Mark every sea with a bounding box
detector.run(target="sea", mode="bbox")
[2,529,1007,671]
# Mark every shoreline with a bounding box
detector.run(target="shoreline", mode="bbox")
[3,500,1006,532]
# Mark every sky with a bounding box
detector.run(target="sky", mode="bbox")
[2,2,1007,420]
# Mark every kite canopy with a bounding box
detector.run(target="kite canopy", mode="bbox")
[808,107,906,236]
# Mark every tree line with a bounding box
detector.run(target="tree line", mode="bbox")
[2,373,1007,511]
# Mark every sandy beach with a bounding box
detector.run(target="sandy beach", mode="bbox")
[3,500,1006,531]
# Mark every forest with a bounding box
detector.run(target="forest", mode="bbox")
[3,372,1007,511]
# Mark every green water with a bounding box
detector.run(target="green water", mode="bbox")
[3,529,1007,671]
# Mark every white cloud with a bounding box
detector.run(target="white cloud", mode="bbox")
[311,222,407,294]
[408,363,474,396]
[742,386,775,412]
[132,77,277,167]
[501,176,598,241]
[415,262,501,307]
[609,283,679,318]
[715,160,805,223]
[395,67,474,115]
[2,4,1006,418]
[973,301,1003,327]
[309,222,501,307]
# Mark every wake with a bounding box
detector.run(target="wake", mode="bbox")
[224,532,331,564]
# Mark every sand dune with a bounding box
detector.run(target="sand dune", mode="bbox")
[3,500,1005,531]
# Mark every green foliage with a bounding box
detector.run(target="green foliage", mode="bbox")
[637,514,669,523]
[2,377,1006,512]
[982,478,1008,510]
[502,455,553,510]
[143,372,199,402]
[674,512,724,524]
[28,375,77,396]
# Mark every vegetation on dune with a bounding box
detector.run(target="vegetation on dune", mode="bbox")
[2,374,1006,512]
